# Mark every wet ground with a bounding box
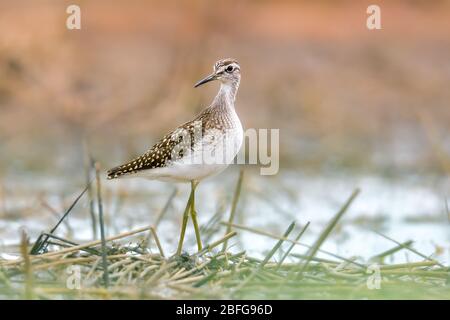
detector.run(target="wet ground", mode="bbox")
[1,168,448,266]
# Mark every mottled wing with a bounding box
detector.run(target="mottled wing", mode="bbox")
[107,119,204,179]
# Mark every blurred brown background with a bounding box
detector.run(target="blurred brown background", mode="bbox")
[1,0,449,177]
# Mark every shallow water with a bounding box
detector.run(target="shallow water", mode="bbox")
[0,169,449,266]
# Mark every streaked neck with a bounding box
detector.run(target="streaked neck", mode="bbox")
[213,80,240,109]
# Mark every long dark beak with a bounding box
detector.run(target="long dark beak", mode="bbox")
[194,73,217,88]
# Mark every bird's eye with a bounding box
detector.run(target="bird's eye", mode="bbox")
[226,65,234,73]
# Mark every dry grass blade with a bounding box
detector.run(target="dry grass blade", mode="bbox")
[150,227,165,257]
[95,162,109,287]
[371,229,445,268]
[8,225,151,265]
[295,188,360,278]
[234,222,295,292]
[83,139,97,240]
[260,222,296,269]
[369,240,413,263]
[30,180,93,255]
[277,221,310,269]
[220,221,365,268]
[196,231,237,256]
[222,169,244,252]
[290,253,339,265]
[145,261,177,286]
[20,231,33,299]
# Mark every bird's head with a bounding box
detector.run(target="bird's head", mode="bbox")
[194,58,240,88]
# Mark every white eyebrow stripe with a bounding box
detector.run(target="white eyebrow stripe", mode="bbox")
[217,63,240,73]
[231,63,240,70]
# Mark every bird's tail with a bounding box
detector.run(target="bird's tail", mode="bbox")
[106,164,132,180]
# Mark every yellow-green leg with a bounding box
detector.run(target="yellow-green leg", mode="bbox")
[176,185,194,255]
[189,181,202,251]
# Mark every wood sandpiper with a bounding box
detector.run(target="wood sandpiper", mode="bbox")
[107,58,243,255]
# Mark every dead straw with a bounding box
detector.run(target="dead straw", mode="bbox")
[222,169,244,252]
[294,188,360,278]
[95,162,109,287]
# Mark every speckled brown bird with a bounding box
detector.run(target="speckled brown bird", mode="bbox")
[107,58,243,255]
